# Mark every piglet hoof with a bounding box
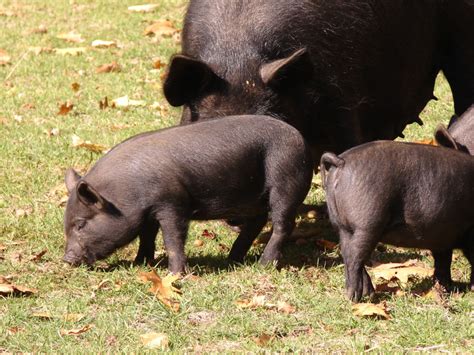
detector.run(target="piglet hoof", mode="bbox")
[259,253,281,268]
[362,271,375,298]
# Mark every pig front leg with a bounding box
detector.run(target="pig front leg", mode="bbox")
[339,229,376,302]
[134,222,159,265]
[432,249,453,289]
[228,214,268,263]
[159,214,189,274]
[461,235,474,291]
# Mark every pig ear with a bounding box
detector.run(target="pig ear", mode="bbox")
[163,54,220,106]
[447,114,459,129]
[435,125,459,150]
[76,181,110,210]
[65,168,81,193]
[260,48,313,89]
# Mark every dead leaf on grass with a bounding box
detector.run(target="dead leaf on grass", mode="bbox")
[71,82,80,92]
[0,49,11,65]
[152,58,166,69]
[352,302,391,320]
[112,95,146,108]
[140,332,169,349]
[139,269,181,312]
[414,138,437,146]
[144,20,179,37]
[54,47,87,56]
[71,135,107,153]
[28,46,53,55]
[188,311,216,325]
[193,239,204,247]
[60,324,93,336]
[202,229,217,240]
[30,249,47,262]
[375,282,405,296]
[371,259,433,284]
[236,295,296,314]
[7,326,25,335]
[99,96,109,110]
[276,300,296,314]
[91,39,117,48]
[57,31,84,43]
[128,4,160,13]
[315,239,338,251]
[0,282,37,296]
[57,101,74,115]
[30,25,47,34]
[96,61,121,73]
[253,333,272,346]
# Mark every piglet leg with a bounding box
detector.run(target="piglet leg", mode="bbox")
[228,214,268,263]
[432,249,453,289]
[159,214,189,274]
[134,222,159,265]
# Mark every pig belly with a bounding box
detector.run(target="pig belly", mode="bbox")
[380,224,458,251]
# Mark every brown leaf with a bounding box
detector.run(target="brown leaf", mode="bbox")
[371,260,433,284]
[96,61,121,74]
[254,333,273,347]
[139,269,181,312]
[0,49,11,65]
[7,326,25,335]
[276,300,296,314]
[414,138,437,146]
[57,31,85,43]
[60,324,93,336]
[91,40,117,48]
[99,96,109,110]
[152,58,166,69]
[193,239,204,247]
[63,313,85,322]
[71,135,107,154]
[352,302,391,320]
[315,239,338,251]
[218,243,230,252]
[54,47,87,56]
[128,4,160,13]
[0,282,37,296]
[235,295,267,309]
[306,210,317,219]
[202,229,217,240]
[144,20,179,37]
[140,332,169,349]
[375,282,404,296]
[30,249,47,262]
[31,25,48,34]
[28,46,53,55]
[57,101,74,115]
[21,103,35,110]
[71,82,80,92]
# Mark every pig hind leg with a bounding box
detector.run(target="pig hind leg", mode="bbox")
[134,221,159,265]
[228,214,268,263]
[461,230,474,291]
[158,212,189,274]
[432,249,453,289]
[339,229,376,302]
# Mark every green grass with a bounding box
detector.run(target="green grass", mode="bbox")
[1,0,473,352]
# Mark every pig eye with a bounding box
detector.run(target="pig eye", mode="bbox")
[75,219,86,231]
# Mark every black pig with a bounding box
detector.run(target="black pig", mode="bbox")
[63,115,313,273]
[321,142,474,301]
[164,0,474,161]
[436,105,474,154]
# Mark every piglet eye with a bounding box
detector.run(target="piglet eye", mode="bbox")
[75,219,86,231]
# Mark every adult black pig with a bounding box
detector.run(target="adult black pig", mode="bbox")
[320,142,474,302]
[436,105,474,154]
[63,115,313,273]
[164,0,474,160]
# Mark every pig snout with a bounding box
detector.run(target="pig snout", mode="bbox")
[63,242,93,266]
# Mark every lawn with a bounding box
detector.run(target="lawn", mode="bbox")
[1,0,473,352]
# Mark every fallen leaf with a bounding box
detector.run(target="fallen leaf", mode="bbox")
[371,260,433,284]
[31,311,54,320]
[187,311,216,325]
[31,25,47,34]
[71,135,107,153]
[152,58,166,69]
[91,39,117,48]
[375,282,404,296]
[0,282,37,296]
[99,97,109,110]
[414,139,437,146]
[7,326,25,335]
[13,115,23,123]
[96,61,121,73]
[139,269,181,312]
[112,95,146,108]
[235,295,267,309]
[54,47,87,56]
[57,31,85,43]
[21,103,35,110]
[28,46,53,55]
[315,239,338,251]
[218,243,230,252]
[254,333,272,346]
[140,332,169,349]
[202,229,217,240]
[0,49,11,65]
[128,4,160,13]
[276,301,296,314]
[30,249,47,262]
[15,208,30,217]
[306,210,317,219]
[63,313,85,322]
[60,324,93,336]
[193,239,204,247]
[71,82,80,92]
[144,20,178,37]
[0,244,6,251]
[352,302,390,320]
[57,102,74,115]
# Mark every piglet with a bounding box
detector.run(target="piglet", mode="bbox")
[63,115,313,273]
[435,104,474,154]
[321,141,474,301]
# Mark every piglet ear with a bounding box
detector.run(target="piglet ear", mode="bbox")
[76,181,109,210]
[435,125,459,150]
[260,48,313,89]
[65,168,81,193]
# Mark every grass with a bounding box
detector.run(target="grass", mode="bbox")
[1,0,473,352]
